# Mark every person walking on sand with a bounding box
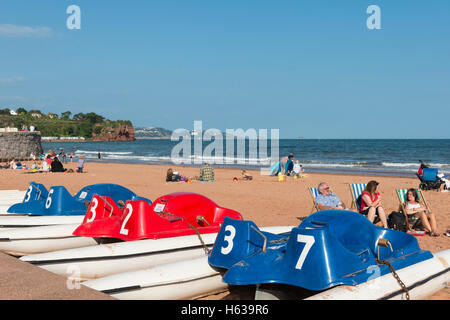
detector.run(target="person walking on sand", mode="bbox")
[69,152,73,162]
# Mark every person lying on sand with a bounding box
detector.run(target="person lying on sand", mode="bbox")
[241,170,253,181]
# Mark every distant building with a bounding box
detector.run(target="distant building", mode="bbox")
[31,113,42,118]
[48,113,59,119]
[9,110,17,116]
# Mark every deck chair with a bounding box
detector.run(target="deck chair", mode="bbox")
[308,187,320,214]
[349,183,381,224]
[348,183,367,211]
[396,189,430,231]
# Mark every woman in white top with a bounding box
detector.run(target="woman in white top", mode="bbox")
[404,189,439,236]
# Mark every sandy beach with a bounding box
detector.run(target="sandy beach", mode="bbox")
[1,161,449,300]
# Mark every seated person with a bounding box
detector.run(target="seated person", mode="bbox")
[285,155,294,176]
[199,163,215,182]
[241,170,253,180]
[166,168,181,182]
[9,159,17,169]
[50,157,66,172]
[404,188,439,237]
[418,161,429,177]
[359,180,388,228]
[31,162,40,170]
[316,182,347,210]
[292,161,306,178]
[42,157,49,172]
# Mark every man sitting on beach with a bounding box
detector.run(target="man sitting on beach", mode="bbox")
[316,182,347,210]
[199,163,215,182]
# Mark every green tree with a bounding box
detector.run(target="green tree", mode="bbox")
[86,112,105,124]
[73,113,86,121]
[16,107,27,115]
[61,111,72,120]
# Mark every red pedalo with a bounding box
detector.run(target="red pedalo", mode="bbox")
[73,192,243,241]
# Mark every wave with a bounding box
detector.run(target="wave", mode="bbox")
[75,150,134,155]
[70,151,450,173]
[381,162,450,168]
[73,152,273,165]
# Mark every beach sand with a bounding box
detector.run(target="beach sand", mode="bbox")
[1,161,449,300]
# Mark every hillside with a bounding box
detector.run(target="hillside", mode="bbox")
[0,109,135,141]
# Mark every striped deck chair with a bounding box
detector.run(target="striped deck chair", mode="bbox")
[349,183,367,211]
[308,187,320,214]
[396,189,430,231]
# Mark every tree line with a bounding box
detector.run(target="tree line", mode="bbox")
[0,108,133,138]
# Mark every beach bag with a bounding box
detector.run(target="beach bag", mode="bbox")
[388,211,407,232]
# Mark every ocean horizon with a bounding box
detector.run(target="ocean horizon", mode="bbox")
[41,138,450,178]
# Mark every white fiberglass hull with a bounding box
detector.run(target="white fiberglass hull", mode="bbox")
[0,223,97,256]
[21,226,294,281]
[255,249,450,300]
[0,199,24,206]
[305,249,450,300]
[83,256,226,300]
[0,215,85,228]
[0,190,26,197]
[0,191,26,207]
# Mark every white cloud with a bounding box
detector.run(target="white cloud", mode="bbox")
[0,77,26,84]
[0,24,52,38]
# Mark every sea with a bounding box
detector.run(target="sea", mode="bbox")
[42,139,450,177]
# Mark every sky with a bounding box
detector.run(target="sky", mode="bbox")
[0,0,449,138]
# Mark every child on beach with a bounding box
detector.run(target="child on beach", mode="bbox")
[292,161,305,178]
[77,156,85,173]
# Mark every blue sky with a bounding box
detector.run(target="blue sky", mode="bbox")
[0,1,449,138]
